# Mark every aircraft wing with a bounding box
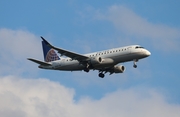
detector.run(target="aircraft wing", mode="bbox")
[41,37,89,61]
[27,58,52,66]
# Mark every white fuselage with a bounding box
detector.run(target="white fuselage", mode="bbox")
[39,45,151,71]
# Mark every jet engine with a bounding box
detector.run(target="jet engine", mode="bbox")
[89,57,114,66]
[90,57,102,65]
[113,65,126,73]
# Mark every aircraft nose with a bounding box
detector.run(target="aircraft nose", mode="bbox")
[145,50,151,56]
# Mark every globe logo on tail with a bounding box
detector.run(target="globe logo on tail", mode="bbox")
[45,49,60,62]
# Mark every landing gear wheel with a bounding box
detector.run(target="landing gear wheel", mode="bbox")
[98,73,105,78]
[84,63,90,72]
[133,59,138,68]
[133,64,137,68]
[84,68,89,72]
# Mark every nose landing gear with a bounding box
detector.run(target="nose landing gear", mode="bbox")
[133,64,137,68]
[133,59,138,68]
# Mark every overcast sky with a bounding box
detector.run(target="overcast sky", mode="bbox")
[0,0,180,117]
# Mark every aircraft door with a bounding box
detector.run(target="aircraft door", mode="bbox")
[127,47,132,53]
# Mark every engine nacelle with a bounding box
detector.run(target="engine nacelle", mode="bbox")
[113,65,126,73]
[90,57,102,65]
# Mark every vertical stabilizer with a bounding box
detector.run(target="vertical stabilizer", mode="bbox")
[42,40,60,62]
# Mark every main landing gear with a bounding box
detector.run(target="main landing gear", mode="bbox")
[83,63,90,72]
[84,68,89,72]
[98,72,105,78]
[98,70,107,78]
[133,59,138,68]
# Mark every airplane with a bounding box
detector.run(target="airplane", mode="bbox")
[28,37,151,78]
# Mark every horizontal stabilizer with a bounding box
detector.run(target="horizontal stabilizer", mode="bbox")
[27,58,51,66]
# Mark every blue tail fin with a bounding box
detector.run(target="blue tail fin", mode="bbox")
[42,40,60,62]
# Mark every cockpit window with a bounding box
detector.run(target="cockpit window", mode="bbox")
[135,46,144,49]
